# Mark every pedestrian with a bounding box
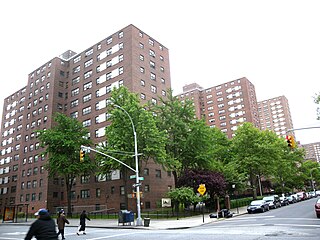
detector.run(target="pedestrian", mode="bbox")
[57,209,69,240]
[77,210,91,235]
[25,208,58,240]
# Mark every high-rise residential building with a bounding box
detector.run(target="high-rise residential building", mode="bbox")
[301,142,320,162]
[0,24,174,215]
[177,77,260,138]
[257,96,294,139]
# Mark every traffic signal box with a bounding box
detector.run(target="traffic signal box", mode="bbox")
[80,150,85,162]
[286,135,295,148]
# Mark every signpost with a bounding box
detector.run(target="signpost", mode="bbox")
[197,184,206,223]
[197,184,206,196]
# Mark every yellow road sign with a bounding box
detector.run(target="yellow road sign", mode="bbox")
[197,184,206,195]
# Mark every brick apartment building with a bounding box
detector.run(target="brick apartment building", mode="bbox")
[257,96,294,139]
[176,77,261,138]
[301,142,320,162]
[0,24,175,215]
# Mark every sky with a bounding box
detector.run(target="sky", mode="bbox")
[0,0,319,144]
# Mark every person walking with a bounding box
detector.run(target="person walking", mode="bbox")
[57,209,69,240]
[25,208,58,240]
[77,210,91,235]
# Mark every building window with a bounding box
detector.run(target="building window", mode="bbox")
[85,48,93,56]
[139,55,144,61]
[96,188,101,197]
[120,186,125,195]
[83,119,91,127]
[73,66,80,74]
[80,189,90,199]
[81,175,90,184]
[83,81,92,91]
[151,85,157,93]
[149,49,155,58]
[71,99,79,108]
[143,168,149,176]
[83,93,92,103]
[84,70,93,79]
[71,88,79,97]
[155,169,161,178]
[82,106,92,115]
[84,59,93,68]
[140,80,145,86]
[144,185,150,192]
[106,37,112,45]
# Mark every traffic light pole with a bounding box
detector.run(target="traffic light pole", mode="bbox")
[286,126,320,133]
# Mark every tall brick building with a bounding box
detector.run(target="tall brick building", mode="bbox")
[176,77,260,138]
[0,24,175,215]
[257,96,294,139]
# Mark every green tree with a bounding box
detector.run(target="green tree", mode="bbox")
[300,160,320,191]
[36,113,94,216]
[231,123,280,199]
[97,86,167,208]
[269,137,304,193]
[167,186,201,217]
[151,90,214,185]
[314,92,320,120]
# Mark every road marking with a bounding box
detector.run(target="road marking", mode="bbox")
[0,238,21,240]
[87,232,141,240]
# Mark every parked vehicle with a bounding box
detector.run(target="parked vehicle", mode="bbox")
[280,196,290,206]
[291,193,301,202]
[263,195,281,209]
[287,195,297,204]
[247,200,270,213]
[314,198,320,218]
[297,191,307,201]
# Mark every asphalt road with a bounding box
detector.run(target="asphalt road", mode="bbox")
[1,197,319,240]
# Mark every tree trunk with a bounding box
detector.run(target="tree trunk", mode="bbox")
[66,175,73,217]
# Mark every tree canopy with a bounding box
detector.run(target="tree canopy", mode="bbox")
[36,112,95,215]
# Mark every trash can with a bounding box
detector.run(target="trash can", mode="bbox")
[144,218,150,227]
[118,210,134,225]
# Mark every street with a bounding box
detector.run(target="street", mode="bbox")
[0,198,319,240]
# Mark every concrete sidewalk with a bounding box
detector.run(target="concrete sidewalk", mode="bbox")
[1,206,248,230]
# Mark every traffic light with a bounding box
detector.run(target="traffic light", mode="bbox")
[80,150,85,162]
[286,135,295,148]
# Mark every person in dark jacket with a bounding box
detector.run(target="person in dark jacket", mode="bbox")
[25,208,58,240]
[57,209,69,240]
[77,210,90,235]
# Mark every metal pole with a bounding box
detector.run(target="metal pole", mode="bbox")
[257,175,262,197]
[311,170,315,193]
[114,104,143,226]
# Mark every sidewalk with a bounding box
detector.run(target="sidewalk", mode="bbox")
[1,206,248,230]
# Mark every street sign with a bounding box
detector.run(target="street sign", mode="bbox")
[162,198,172,207]
[138,177,144,181]
[130,175,136,179]
[133,183,142,188]
[197,184,206,196]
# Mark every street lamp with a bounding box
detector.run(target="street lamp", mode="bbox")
[310,167,320,196]
[257,175,262,197]
[113,104,143,226]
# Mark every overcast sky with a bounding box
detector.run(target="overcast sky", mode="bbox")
[1,0,319,144]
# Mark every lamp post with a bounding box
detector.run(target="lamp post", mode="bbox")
[113,104,143,226]
[310,167,320,196]
[257,175,262,197]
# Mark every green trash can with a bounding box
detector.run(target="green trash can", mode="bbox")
[144,218,150,227]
